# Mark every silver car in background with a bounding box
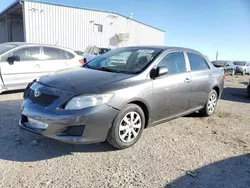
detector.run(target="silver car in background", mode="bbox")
[233,61,250,75]
[0,42,82,94]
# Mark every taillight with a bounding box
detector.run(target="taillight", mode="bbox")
[79,59,84,65]
[223,74,226,80]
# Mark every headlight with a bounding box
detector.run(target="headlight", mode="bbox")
[65,94,114,110]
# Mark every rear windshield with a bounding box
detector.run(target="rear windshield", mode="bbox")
[211,61,226,67]
[0,43,18,54]
[99,48,110,54]
[233,61,246,66]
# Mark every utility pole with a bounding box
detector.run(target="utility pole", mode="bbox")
[216,50,219,60]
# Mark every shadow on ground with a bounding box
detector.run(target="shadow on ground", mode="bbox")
[1,89,24,95]
[240,82,249,86]
[166,154,250,188]
[0,99,114,162]
[221,87,249,103]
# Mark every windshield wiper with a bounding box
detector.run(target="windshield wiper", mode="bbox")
[100,67,120,73]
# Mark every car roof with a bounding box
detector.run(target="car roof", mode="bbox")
[1,42,74,51]
[123,45,202,54]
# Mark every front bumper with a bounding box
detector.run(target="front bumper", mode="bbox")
[20,98,119,144]
[235,67,244,73]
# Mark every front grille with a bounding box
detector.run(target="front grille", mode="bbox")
[27,89,59,107]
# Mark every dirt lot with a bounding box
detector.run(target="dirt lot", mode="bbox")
[0,76,249,188]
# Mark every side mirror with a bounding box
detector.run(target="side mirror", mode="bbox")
[150,67,168,79]
[157,67,169,77]
[7,55,20,65]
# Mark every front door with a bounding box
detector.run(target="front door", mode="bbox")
[0,47,42,89]
[151,52,191,121]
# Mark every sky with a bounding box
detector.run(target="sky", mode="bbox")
[1,0,250,60]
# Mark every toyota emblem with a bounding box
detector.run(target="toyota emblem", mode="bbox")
[34,89,41,97]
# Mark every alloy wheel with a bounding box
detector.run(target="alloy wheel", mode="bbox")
[207,93,217,113]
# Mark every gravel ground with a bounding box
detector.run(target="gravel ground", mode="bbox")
[0,75,250,188]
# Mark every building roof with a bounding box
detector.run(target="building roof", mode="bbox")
[0,0,165,32]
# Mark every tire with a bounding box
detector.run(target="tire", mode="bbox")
[107,104,145,149]
[231,70,235,76]
[199,89,218,117]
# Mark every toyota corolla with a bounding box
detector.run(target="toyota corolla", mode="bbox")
[20,46,224,149]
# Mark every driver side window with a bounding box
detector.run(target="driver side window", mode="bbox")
[157,52,187,75]
[13,47,41,61]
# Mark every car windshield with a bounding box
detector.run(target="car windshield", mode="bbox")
[83,47,162,74]
[0,43,18,54]
[233,61,246,66]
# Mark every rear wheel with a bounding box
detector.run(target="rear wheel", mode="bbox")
[199,89,218,117]
[107,104,145,149]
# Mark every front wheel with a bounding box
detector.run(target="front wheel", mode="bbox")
[199,89,218,117]
[107,104,145,149]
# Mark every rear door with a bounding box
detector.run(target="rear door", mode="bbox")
[0,46,42,89]
[185,52,213,110]
[151,51,191,121]
[39,47,76,75]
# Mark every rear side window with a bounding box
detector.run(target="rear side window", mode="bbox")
[42,47,74,60]
[43,47,64,60]
[61,50,75,59]
[13,47,41,61]
[157,52,187,75]
[187,52,210,71]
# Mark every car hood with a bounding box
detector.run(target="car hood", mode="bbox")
[39,67,134,94]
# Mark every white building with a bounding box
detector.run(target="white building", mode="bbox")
[0,0,165,51]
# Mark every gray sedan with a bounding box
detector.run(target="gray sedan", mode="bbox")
[20,46,224,149]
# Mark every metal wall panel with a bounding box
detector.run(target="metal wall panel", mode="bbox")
[11,19,24,42]
[0,19,8,43]
[24,1,165,51]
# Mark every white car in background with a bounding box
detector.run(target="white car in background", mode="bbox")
[0,42,82,94]
[233,61,250,75]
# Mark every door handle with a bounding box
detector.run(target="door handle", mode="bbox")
[208,74,212,78]
[35,64,40,67]
[184,78,191,83]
